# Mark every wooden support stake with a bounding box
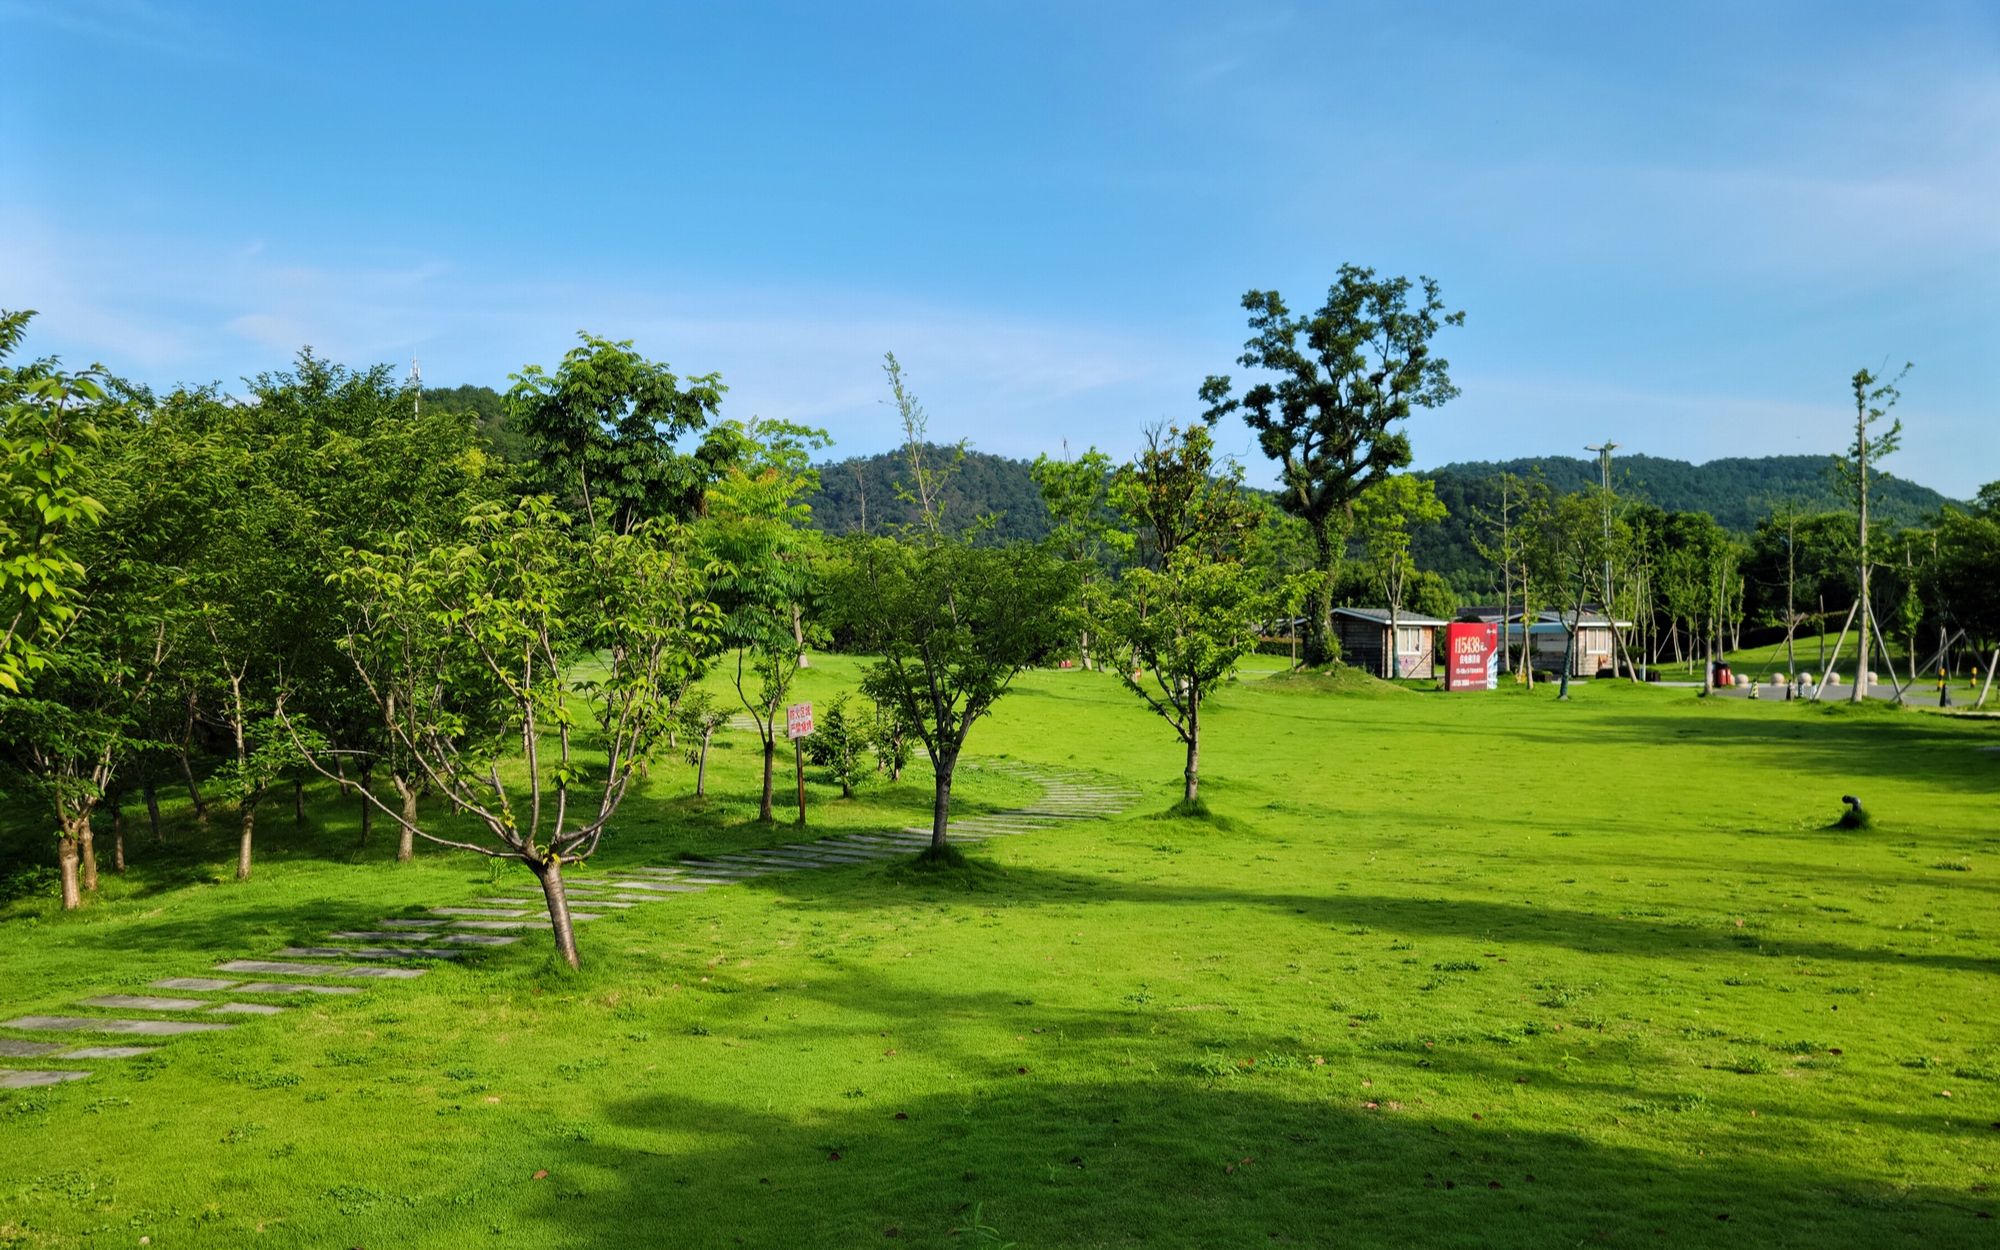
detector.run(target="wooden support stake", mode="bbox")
[1977,649,1999,710]
[1812,601,1860,701]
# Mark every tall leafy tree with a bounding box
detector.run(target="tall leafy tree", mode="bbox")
[1352,474,1448,678]
[508,334,725,532]
[0,310,110,696]
[1200,266,1464,665]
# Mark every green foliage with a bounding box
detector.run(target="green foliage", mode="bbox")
[835,532,1074,840]
[804,692,868,797]
[1201,266,1465,664]
[0,309,112,695]
[507,334,725,531]
[324,495,719,939]
[1352,474,1449,675]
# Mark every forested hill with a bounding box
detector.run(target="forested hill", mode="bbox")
[1427,453,1953,531]
[1414,454,1958,591]
[804,446,1050,541]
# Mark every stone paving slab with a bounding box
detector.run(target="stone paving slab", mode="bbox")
[276,946,461,961]
[216,960,424,980]
[234,981,362,995]
[0,1039,64,1057]
[0,1069,90,1089]
[151,978,239,991]
[447,919,533,930]
[430,907,528,917]
[597,879,700,893]
[437,933,519,946]
[208,1002,285,1015]
[378,918,449,928]
[1,1015,232,1036]
[56,1045,156,1059]
[78,995,207,1012]
[327,931,435,942]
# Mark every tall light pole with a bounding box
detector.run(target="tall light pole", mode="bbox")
[1584,442,1617,609]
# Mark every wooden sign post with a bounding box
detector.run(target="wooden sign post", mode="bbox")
[786,702,814,826]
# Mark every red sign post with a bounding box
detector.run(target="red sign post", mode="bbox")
[786,702,813,826]
[1445,622,1498,691]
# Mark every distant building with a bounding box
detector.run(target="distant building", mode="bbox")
[1330,607,1447,679]
[1456,606,1631,677]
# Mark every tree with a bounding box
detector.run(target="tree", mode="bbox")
[507,334,725,532]
[1836,363,1910,701]
[296,496,718,969]
[1101,424,1289,804]
[840,537,1073,850]
[868,697,916,782]
[805,692,867,798]
[831,357,1075,853]
[0,310,110,696]
[1925,501,2000,655]
[1352,475,1448,678]
[1030,446,1132,668]
[1200,267,1464,665]
[703,418,829,823]
[676,687,730,800]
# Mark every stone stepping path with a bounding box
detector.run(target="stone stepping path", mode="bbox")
[0,1070,92,1089]
[2,1015,231,1037]
[2,760,1136,1094]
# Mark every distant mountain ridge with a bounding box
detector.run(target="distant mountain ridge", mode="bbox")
[1424,453,1955,531]
[804,448,1958,542]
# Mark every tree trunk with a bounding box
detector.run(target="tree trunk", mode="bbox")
[293,778,305,824]
[792,603,809,668]
[930,752,956,850]
[394,773,418,863]
[58,829,82,910]
[695,731,712,798]
[1183,700,1200,805]
[535,857,582,971]
[1305,522,1338,666]
[237,795,258,882]
[180,751,207,826]
[758,736,776,823]
[111,799,126,874]
[80,818,99,894]
[1388,597,1403,680]
[357,762,374,847]
[143,780,162,843]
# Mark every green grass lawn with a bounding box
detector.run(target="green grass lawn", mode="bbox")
[2,658,1997,1248]
[1648,629,1939,683]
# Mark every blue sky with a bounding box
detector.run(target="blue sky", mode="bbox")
[3,1,1995,496]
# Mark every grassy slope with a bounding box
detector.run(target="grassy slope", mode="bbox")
[1,659,1997,1248]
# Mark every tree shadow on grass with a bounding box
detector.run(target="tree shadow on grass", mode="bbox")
[766,861,2000,977]
[504,1079,1990,1249]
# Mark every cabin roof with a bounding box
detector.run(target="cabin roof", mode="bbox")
[1330,607,1451,628]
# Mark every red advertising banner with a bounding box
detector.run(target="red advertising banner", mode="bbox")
[1445,622,1498,691]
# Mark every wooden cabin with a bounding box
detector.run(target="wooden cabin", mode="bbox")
[1331,607,1445,680]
